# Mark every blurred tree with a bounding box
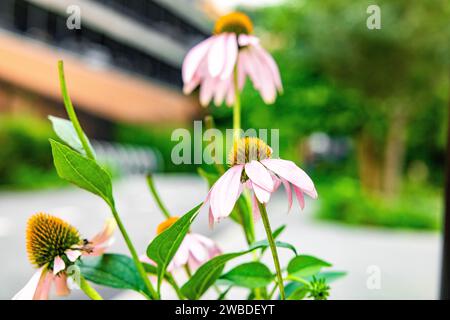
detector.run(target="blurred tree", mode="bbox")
[226,0,450,196]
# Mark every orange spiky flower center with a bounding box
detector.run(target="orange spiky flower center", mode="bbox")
[214,12,253,35]
[156,217,179,235]
[228,137,272,166]
[26,213,81,268]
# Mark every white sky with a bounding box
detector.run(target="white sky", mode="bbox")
[210,0,284,12]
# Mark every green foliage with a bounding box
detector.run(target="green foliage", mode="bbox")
[287,255,332,278]
[77,254,151,298]
[181,244,268,300]
[50,139,114,206]
[316,177,442,230]
[146,203,202,290]
[219,262,273,289]
[48,116,95,157]
[0,115,62,189]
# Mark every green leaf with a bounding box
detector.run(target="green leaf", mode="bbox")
[314,271,347,282]
[49,139,114,206]
[287,255,332,278]
[146,203,202,291]
[77,254,149,297]
[220,262,273,289]
[181,244,267,300]
[48,116,95,157]
[259,224,287,254]
[287,286,309,300]
[251,239,297,256]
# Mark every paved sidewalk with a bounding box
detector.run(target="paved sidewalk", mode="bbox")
[0,175,441,299]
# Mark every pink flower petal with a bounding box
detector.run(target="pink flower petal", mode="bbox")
[12,267,46,300]
[89,218,117,248]
[281,178,293,212]
[182,37,213,83]
[208,34,227,77]
[170,238,190,270]
[238,34,260,46]
[251,181,271,204]
[221,33,238,80]
[210,165,244,220]
[293,186,305,210]
[261,158,317,196]
[245,160,274,192]
[53,256,66,275]
[65,249,82,262]
[253,44,283,92]
[249,47,277,104]
[186,234,208,263]
[33,270,53,300]
[200,76,216,106]
[54,274,70,296]
[251,192,261,220]
[213,77,231,106]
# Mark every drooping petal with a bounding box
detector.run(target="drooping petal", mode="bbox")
[53,256,66,275]
[210,165,244,220]
[251,192,261,220]
[199,76,216,107]
[248,47,277,104]
[293,186,305,210]
[208,34,227,78]
[245,160,274,192]
[251,180,271,204]
[261,159,317,197]
[253,44,283,92]
[221,33,238,80]
[169,238,190,270]
[33,270,53,300]
[54,274,70,296]
[87,218,116,256]
[281,178,293,212]
[182,37,214,83]
[187,234,208,263]
[65,249,82,262]
[213,77,231,106]
[12,267,46,300]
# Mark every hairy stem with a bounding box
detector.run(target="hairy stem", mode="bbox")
[257,200,286,300]
[110,205,159,299]
[57,61,95,160]
[79,275,103,300]
[146,174,171,219]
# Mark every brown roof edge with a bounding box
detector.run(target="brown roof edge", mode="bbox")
[0,31,200,124]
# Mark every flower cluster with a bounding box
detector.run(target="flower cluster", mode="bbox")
[14,11,342,301]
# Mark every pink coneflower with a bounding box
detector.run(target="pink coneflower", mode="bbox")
[142,217,221,271]
[182,12,282,106]
[204,137,318,223]
[13,214,115,300]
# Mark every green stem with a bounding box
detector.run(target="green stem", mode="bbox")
[257,200,286,300]
[146,174,171,219]
[167,274,185,300]
[110,205,159,300]
[233,65,241,141]
[79,275,103,300]
[57,61,95,160]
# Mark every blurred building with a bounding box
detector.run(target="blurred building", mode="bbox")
[0,0,211,138]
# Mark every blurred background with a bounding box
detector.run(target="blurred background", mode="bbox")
[0,0,449,299]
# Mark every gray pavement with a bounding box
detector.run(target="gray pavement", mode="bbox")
[0,175,442,299]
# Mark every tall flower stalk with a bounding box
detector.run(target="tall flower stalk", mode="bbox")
[257,201,286,300]
[57,61,158,300]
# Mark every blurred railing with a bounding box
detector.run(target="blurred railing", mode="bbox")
[92,141,163,175]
